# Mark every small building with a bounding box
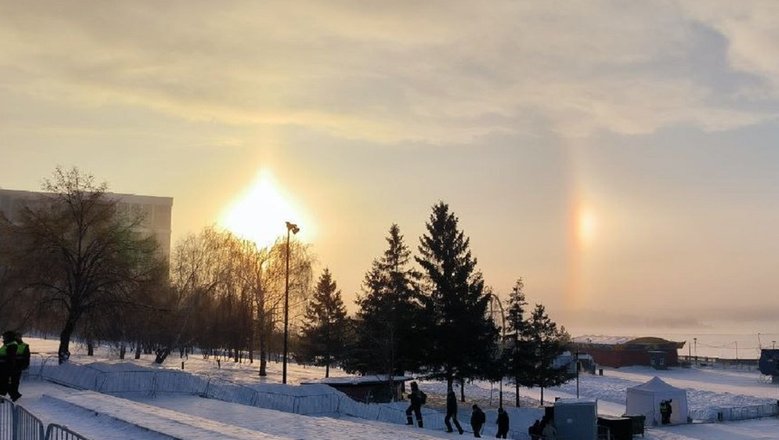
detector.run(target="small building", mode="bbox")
[572,336,685,368]
[302,375,411,403]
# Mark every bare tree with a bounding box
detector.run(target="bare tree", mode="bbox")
[14,167,162,364]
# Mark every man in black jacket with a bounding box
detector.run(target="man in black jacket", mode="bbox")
[470,404,486,438]
[0,331,19,401]
[405,381,425,427]
[444,388,464,434]
[496,407,509,438]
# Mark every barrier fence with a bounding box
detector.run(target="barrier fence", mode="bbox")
[0,398,89,440]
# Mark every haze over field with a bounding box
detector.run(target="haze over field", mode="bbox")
[3,1,779,333]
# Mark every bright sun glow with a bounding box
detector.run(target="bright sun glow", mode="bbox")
[219,170,309,248]
[577,205,598,248]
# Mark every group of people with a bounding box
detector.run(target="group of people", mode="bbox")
[406,381,510,438]
[0,330,30,402]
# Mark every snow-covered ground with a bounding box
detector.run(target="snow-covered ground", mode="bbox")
[7,337,779,439]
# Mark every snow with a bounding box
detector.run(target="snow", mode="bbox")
[7,337,779,439]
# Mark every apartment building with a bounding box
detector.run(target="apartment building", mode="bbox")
[0,188,173,257]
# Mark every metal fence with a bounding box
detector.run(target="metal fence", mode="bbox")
[43,425,90,440]
[688,402,779,423]
[0,397,89,440]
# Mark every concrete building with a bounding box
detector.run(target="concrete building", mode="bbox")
[0,188,173,257]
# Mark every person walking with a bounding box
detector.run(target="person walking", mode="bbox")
[444,388,464,434]
[0,331,19,401]
[405,381,425,428]
[495,407,509,438]
[470,404,486,438]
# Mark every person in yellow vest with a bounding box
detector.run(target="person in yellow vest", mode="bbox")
[0,331,19,401]
[9,332,30,401]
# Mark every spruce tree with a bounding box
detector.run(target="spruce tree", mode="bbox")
[299,268,349,378]
[415,202,497,391]
[346,225,422,382]
[521,303,572,404]
[505,278,532,406]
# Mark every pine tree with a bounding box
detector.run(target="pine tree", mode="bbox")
[415,202,497,391]
[346,225,422,382]
[504,278,533,406]
[299,268,349,378]
[521,303,572,404]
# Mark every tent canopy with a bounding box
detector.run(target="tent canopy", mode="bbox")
[625,376,688,425]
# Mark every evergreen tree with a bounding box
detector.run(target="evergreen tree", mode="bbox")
[346,225,422,382]
[415,202,497,391]
[504,278,532,406]
[521,303,572,404]
[299,269,349,378]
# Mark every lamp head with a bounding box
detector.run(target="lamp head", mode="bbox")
[286,221,300,234]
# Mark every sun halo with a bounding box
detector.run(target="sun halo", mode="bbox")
[219,171,309,249]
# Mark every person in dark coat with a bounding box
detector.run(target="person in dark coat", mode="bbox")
[660,399,673,425]
[9,332,29,402]
[0,331,19,401]
[444,388,464,434]
[470,404,486,438]
[528,419,542,440]
[495,407,509,438]
[405,381,424,428]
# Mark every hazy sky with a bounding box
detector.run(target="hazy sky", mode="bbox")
[3,1,779,334]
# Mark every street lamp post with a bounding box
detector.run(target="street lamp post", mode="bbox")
[282,221,300,385]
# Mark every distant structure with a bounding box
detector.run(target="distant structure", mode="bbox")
[302,375,412,403]
[0,188,173,257]
[573,336,685,369]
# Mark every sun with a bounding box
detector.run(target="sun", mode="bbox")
[219,170,309,248]
[577,204,598,249]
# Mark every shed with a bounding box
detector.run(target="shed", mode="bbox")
[302,375,411,403]
[626,376,688,425]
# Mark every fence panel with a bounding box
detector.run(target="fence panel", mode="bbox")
[14,406,45,440]
[0,397,14,440]
[44,424,90,440]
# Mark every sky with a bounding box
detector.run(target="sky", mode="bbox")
[3,1,779,333]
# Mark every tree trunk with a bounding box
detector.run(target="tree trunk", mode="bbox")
[155,347,171,364]
[258,331,268,376]
[515,381,520,407]
[58,315,79,364]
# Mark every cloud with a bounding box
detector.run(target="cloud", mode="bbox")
[1,1,778,144]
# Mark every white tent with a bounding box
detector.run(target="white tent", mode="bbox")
[625,376,688,425]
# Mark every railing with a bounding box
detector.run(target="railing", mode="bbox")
[0,397,89,440]
[689,402,779,423]
[43,425,90,440]
[14,406,44,440]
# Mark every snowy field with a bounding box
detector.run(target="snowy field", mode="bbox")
[5,337,779,439]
